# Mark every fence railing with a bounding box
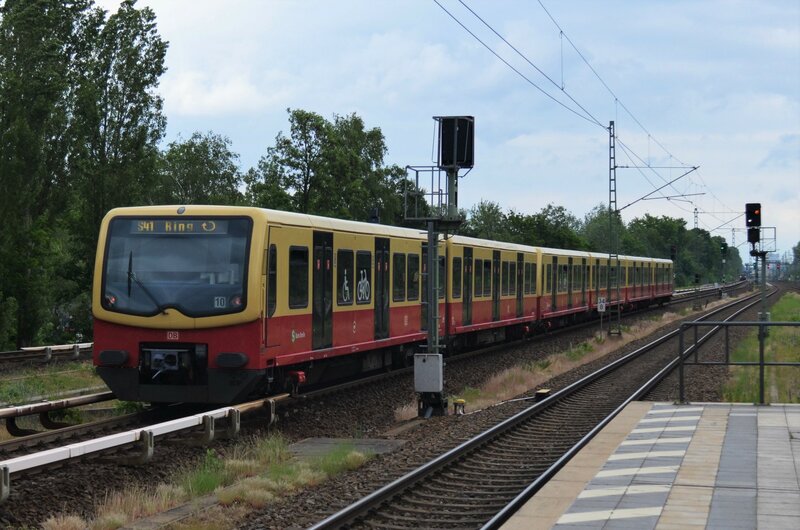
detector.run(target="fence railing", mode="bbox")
[678,320,800,404]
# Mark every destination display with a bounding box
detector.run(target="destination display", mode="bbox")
[130,219,229,235]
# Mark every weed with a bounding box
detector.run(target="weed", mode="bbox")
[311,443,371,476]
[114,400,146,414]
[181,449,226,496]
[41,515,89,530]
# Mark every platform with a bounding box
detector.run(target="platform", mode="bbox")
[501,402,800,529]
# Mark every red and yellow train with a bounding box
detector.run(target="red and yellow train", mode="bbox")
[92,205,673,403]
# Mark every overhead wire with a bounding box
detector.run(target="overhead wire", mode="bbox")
[534,0,688,167]
[437,0,737,236]
[455,0,606,129]
[431,0,604,129]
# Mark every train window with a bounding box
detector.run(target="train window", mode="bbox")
[452,257,462,298]
[337,249,354,305]
[545,264,552,293]
[267,245,277,316]
[438,256,446,299]
[392,253,406,302]
[523,263,531,294]
[483,260,492,297]
[558,264,569,293]
[356,251,372,304]
[408,254,420,300]
[530,262,537,293]
[509,262,516,294]
[502,261,510,296]
[288,246,309,309]
[474,259,483,297]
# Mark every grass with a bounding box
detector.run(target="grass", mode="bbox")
[42,434,373,530]
[0,361,104,404]
[722,292,800,403]
[395,301,730,420]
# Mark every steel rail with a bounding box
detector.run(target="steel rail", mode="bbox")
[308,287,764,529]
[0,394,290,503]
[481,286,775,528]
[0,392,116,421]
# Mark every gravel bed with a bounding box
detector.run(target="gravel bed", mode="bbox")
[0,285,773,529]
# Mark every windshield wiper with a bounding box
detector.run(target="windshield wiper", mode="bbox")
[127,251,168,315]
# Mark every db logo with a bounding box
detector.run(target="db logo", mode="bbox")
[167,331,180,341]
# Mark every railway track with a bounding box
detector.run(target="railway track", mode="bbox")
[308,286,771,529]
[0,343,92,368]
[0,282,752,525]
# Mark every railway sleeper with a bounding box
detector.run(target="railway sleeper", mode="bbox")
[419,479,519,497]
[372,507,492,525]
[424,480,522,496]
[400,494,510,510]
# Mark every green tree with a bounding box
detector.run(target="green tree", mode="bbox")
[531,204,587,249]
[321,112,406,223]
[246,108,406,223]
[792,241,800,281]
[0,0,167,346]
[158,131,243,204]
[624,214,686,258]
[0,0,98,346]
[461,200,509,241]
[243,160,294,211]
[581,203,625,252]
[69,0,167,247]
[261,108,328,214]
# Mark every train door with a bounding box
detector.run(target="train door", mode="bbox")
[492,250,501,321]
[463,247,473,325]
[374,237,390,340]
[567,257,574,309]
[516,253,524,317]
[594,258,600,306]
[312,231,333,350]
[581,258,587,306]
[551,256,557,311]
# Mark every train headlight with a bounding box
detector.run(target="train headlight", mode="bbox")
[230,295,243,308]
[105,294,117,307]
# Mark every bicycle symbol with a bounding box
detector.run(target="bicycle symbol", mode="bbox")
[357,269,370,302]
[341,269,351,303]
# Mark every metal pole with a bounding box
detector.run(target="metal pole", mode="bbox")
[759,252,767,404]
[427,220,439,354]
[447,168,458,219]
[725,326,729,364]
[678,326,685,403]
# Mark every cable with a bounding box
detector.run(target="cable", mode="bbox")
[456,0,605,128]
[432,0,604,128]
[535,0,687,166]
[437,0,719,231]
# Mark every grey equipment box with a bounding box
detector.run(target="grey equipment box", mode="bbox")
[414,353,443,393]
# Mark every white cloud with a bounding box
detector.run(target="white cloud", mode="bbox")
[162,71,292,116]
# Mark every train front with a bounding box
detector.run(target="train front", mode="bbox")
[92,206,267,404]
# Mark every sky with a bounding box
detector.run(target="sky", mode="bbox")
[96,0,800,260]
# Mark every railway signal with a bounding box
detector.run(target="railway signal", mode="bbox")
[746,203,761,244]
[745,203,761,227]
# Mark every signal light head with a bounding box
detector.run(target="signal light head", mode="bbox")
[745,203,761,227]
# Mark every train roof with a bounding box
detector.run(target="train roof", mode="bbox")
[103,206,672,266]
[448,234,538,253]
[103,205,429,240]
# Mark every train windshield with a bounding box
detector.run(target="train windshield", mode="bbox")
[101,217,252,317]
